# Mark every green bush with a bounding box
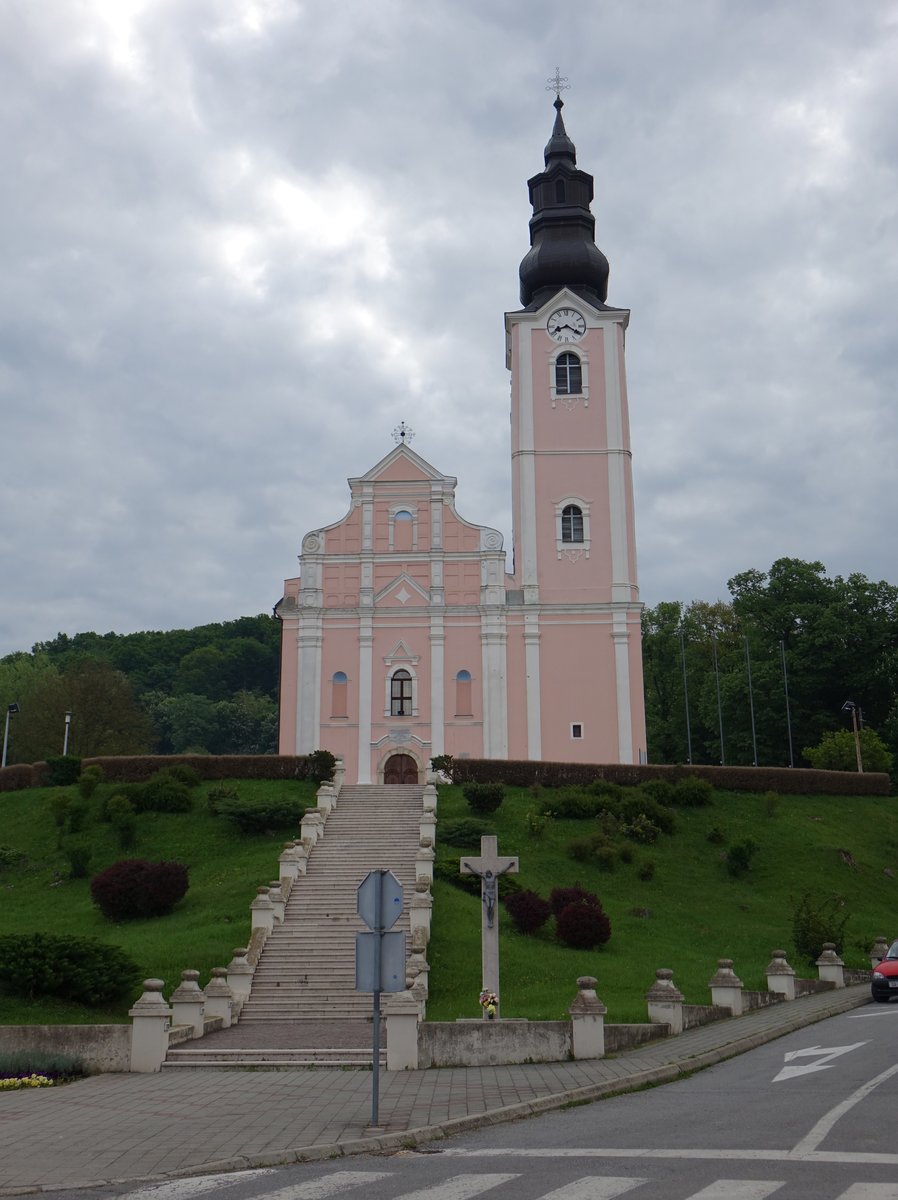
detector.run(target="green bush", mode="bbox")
[77,766,104,800]
[214,793,306,834]
[725,838,759,877]
[0,845,25,869]
[620,813,661,845]
[306,749,337,786]
[429,754,455,780]
[463,782,504,815]
[206,784,241,814]
[638,779,675,806]
[792,892,850,963]
[133,774,193,814]
[524,808,549,838]
[64,842,92,879]
[438,818,495,849]
[106,795,138,850]
[45,756,82,786]
[0,933,142,1005]
[803,727,893,775]
[158,764,201,789]
[707,826,726,845]
[637,859,656,882]
[594,845,618,872]
[48,791,71,828]
[65,798,89,834]
[672,777,714,807]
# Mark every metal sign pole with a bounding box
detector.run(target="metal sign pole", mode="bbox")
[371,870,383,1127]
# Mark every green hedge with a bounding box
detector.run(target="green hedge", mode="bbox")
[446,758,890,796]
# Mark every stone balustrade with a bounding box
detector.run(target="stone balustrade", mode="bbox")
[870,936,890,967]
[817,943,845,987]
[766,949,796,999]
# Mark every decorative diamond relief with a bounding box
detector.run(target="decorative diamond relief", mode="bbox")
[395,587,412,605]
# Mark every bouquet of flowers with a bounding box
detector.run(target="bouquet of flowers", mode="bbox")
[479,989,499,1019]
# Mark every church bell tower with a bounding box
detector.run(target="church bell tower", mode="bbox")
[504,87,647,765]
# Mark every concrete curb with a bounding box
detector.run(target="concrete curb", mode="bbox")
[0,987,870,1197]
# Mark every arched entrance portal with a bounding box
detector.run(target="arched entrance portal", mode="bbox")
[383,754,419,785]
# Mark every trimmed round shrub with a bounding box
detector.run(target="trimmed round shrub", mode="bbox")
[504,889,551,934]
[77,765,104,799]
[673,777,714,807]
[132,775,192,813]
[463,783,505,815]
[555,900,612,949]
[549,882,601,917]
[214,793,307,833]
[439,817,495,848]
[637,859,656,882]
[90,859,189,921]
[159,764,201,789]
[638,779,675,806]
[46,756,82,786]
[0,933,142,1004]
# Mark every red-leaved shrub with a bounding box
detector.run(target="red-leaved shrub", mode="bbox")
[90,859,189,921]
[504,889,551,934]
[555,901,612,950]
[549,883,601,917]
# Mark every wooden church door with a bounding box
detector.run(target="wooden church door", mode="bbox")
[384,754,418,785]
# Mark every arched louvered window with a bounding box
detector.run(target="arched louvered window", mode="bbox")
[555,352,582,395]
[390,669,413,717]
[561,505,584,544]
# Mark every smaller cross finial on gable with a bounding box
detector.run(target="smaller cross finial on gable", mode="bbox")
[392,421,415,446]
[546,68,570,101]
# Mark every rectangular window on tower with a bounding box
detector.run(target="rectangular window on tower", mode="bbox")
[571,723,583,740]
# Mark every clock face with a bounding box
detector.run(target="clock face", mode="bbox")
[547,308,586,342]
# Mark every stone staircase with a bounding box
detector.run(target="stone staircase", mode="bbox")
[163,784,424,1069]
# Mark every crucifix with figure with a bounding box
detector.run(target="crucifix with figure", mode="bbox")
[460,835,519,1018]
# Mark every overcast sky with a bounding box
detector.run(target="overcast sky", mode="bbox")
[2,0,897,658]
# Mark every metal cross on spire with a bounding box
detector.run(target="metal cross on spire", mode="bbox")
[546,68,570,100]
[392,421,415,446]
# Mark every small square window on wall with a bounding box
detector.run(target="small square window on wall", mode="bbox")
[571,723,583,739]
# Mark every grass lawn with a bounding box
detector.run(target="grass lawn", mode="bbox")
[426,784,898,1024]
[0,778,316,1024]
[1,776,896,1028]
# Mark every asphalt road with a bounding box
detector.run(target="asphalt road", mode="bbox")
[52,1004,898,1200]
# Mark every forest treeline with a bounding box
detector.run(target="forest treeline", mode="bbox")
[1,558,896,769]
[0,615,280,763]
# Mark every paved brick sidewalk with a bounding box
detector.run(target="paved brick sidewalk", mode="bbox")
[0,985,870,1196]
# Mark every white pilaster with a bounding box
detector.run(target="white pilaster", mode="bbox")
[612,620,634,764]
[297,613,322,753]
[357,616,373,783]
[603,320,634,604]
[430,614,445,758]
[524,612,541,760]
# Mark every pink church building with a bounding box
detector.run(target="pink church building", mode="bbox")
[276,97,647,784]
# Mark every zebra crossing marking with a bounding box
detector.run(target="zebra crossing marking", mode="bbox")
[117,1171,898,1200]
[838,1187,898,1198]
[538,1177,647,1199]
[115,1170,276,1200]
[256,1170,391,1200]
[686,1182,784,1199]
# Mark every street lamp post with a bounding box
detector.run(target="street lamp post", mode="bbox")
[2,703,20,769]
[63,710,73,756]
[841,700,864,773]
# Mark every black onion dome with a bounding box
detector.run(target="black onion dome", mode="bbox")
[519,97,610,309]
